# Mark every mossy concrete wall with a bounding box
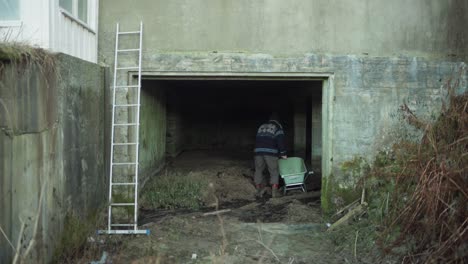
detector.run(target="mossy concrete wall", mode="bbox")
[98,0,468,213]
[0,53,108,263]
[139,82,166,182]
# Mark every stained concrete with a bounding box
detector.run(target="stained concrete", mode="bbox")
[0,54,108,263]
[99,0,468,59]
[98,0,468,213]
[139,83,166,182]
[122,53,467,213]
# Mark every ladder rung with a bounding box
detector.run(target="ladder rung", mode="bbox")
[114,104,140,107]
[117,49,139,52]
[111,203,135,206]
[113,123,139,126]
[111,224,136,227]
[111,182,136,186]
[97,229,150,235]
[113,142,138,146]
[116,67,139,70]
[112,162,137,166]
[115,85,139,88]
[118,31,140,35]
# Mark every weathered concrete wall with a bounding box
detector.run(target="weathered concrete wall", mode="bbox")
[99,0,468,60]
[166,91,185,158]
[162,81,298,154]
[139,83,166,181]
[98,0,468,212]
[293,97,307,158]
[311,95,322,171]
[0,53,107,263]
[122,53,466,213]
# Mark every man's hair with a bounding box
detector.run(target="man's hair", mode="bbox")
[269,112,280,121]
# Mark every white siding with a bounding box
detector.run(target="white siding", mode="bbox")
[50,0,98,62]
[0,0,50,47]
[0,0,98,63]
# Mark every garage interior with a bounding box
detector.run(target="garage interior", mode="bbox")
[140,78,324,191]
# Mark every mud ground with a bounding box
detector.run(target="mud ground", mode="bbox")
[84,151,376,264]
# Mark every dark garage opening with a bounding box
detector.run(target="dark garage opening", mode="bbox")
[141,79,323,191]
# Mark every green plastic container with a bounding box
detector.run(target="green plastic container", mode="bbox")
[278,157,307,186]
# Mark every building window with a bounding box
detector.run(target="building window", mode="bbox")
[60,0,88,24]
[0,0,20,20]
[59,0,72,13]
[78,0,88,23]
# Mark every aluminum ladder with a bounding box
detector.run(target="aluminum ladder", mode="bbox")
[99,22,148,235]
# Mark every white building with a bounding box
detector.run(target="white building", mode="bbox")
[0,0,99,62]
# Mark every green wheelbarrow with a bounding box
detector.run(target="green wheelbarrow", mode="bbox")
[278,157,314,194]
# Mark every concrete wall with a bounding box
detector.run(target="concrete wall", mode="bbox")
[166,90,185,158]
[99,0,468,60]
[126,54,466,212]
[0,53,107,263]
[311,95,322,171]
[139,83,166,181]
[98,0,468,212]
[161,81,299,154]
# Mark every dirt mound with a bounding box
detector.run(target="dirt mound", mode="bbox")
[167,151,257,205]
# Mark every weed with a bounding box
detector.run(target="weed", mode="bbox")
[52,212,98,263]
[141,170,209,210]
[331,66,467,263]
[0,42,57,80]
[357,67,468,263]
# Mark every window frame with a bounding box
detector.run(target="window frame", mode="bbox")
[59,0,96,33]
[0,0,22,25]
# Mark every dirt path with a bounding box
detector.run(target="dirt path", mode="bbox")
[86,151,360,263]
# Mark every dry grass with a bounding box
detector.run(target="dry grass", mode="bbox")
[0,42,56,71]
[0,42,58,96]
[374,67,468,263]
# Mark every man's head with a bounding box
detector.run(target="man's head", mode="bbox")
[269,112,280,121]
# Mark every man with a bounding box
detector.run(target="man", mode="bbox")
[254,113,287,198]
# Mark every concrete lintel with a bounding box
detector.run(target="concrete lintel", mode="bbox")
[139,71,334,81]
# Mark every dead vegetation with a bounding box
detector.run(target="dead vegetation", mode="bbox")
[366,68,468,263]
[0,42,57,75]
[0,43,58,138]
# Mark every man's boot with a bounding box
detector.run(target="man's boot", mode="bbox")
[272,184,283,198]
[255,185,266,198]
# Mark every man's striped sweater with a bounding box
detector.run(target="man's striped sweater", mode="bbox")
[254,120,287,157]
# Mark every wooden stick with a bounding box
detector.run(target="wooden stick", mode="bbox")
[21,180,47,262]
[328,204,366,231]
[203,209,231,216]
[0,225,15,251]
[360,187,365,204]
[354,230,359,260]
[334,199,360,217]
[256,239,280,263]
[12,220,25,264]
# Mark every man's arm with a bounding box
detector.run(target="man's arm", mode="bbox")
[275,128,287,158]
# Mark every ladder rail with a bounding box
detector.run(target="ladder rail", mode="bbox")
[133,21,144,230]
[107,22,120,232]
[101,22,148,235]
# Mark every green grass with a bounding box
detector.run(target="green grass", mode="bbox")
[141,171,209,210]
